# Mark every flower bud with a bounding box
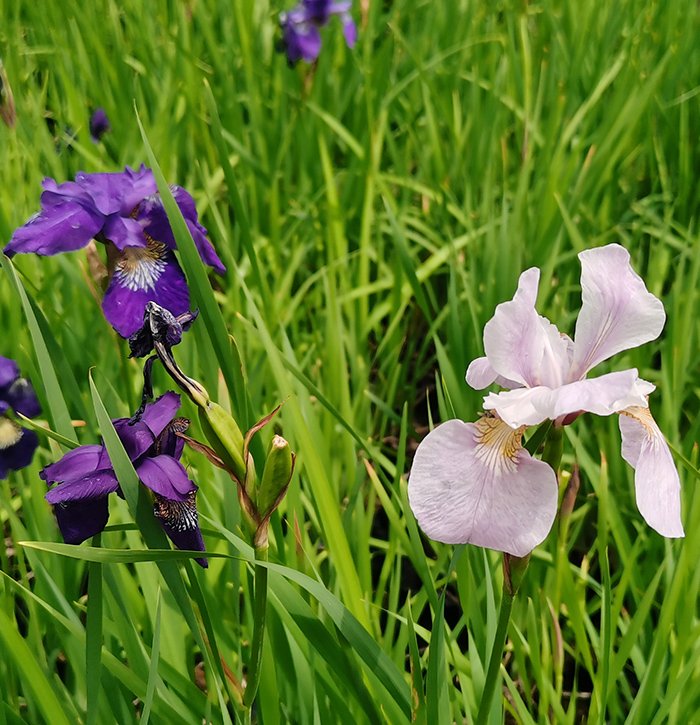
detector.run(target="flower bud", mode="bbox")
[257,435,294,519]
[198,402,247,485]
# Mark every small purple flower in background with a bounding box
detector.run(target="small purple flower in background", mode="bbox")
[42,392,207,566]
[89,107,110,142]
[409,244,683,557]
[279,0,356,65]
[0,356,41,479]
[4,165,226,338]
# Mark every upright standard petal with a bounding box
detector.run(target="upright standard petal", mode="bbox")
[408,418,558,556]
[482,268,570,389]
[0,357,19,388]
[140,392,181,441]
[465,356,520,390]
[619,407,684,538]
[571,244,666,378]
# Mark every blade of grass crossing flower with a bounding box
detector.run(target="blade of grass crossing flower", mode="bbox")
[140,588,162,725]
[426,594,450,725]
[0,608,72,725]
[88,373,233,722]
[85,535,104,725]
[0,255,77,443]
[135,109,249,427]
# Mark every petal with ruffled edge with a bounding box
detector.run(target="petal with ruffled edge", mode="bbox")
[153,490,207,567]
[45,470,119,504]
[4,201,103,257]
[52,497,110,545]
[482,268,570,389]
[571,245,666,378]
[483,369,647,428]
[0,428,39,478]
[408,418,558,556]
[0,357,19,388]
[102,246,190,338]
[40,444,104,485]
[137,455,195,501]
[619,406,684,538]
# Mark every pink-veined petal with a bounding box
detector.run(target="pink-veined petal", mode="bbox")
[571,244,666,378]
[483,268,570,388]
[408,418,558,556]
[483,369,647,428]
[619,407,684,538]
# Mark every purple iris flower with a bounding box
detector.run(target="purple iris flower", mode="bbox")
[41,392,207,567]
[280,0,356,65]
[4,166,226,338]
[0,356,41,479]
[89,108,111,142]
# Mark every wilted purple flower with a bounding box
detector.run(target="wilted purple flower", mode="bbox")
[409,244,683,557]
[42,392,207,567]
[4,166,226,338]
[89,108,111,142]
[0,356,41,479]
[280,0,356,65]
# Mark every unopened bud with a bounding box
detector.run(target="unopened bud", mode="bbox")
[257,435,294,519]
[199,402,247,484]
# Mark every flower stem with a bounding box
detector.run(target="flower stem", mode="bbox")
[476,580,515,722]
[242,545,269,709]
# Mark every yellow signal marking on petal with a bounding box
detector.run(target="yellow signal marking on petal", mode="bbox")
[620,405,659,446]
[473,416,525,476]
[115,237,167,292]
[0,417,23,450]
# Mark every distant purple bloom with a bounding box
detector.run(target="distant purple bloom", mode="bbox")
[4,166,226,338]
[280,0,356,65]
[89,108,110,142]
[0,356,41,480]
[42,392,207,566]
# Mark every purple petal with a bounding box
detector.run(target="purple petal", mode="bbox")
[341,14,357,47]
[113,418,156,462]
[0,357,19,388]
[40,444,104,485]
[619,407,684,537]
[483,369,646,428]
[571,244,666,378]
[153,491,207,567]
[282,20,322,64]
[140,392,181,440]
[0,428,39,477]
[103,215,147,250]
[137,455,195,501]
[4,377,41,418]
[465,356,520,390]
[89,108,110,143]
[102,249,190,338]
[408,418,558,556]
[53,497,110,544]
[45,469,119,504]
[482,268,571,389]
[5,202,103,257]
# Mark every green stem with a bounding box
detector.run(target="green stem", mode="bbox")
[476,584,515,723]
[243,545,269,709]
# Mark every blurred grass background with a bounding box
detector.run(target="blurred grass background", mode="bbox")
[0,0,698,722]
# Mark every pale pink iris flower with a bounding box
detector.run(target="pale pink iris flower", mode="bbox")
[409,244,684,557]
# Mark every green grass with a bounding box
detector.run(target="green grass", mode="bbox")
[1,0,699,722]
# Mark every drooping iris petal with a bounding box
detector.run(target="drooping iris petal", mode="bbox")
[482,268,570,389]
[102,245,190,338]
[4,202,103,257]
[40,444,103,485]
[153,491,207,567]
[0,357,19,388]
[53,497,110,545]
[483,369,646,428]
[408,418,558,557]
[619,407,684,538]
[0,428,39,476]
[45,470,120,504]
[571,244,666,378]
[137,455,195,501]
[465,356,520,390]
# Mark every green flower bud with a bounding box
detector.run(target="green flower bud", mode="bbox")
[257,435,294,519]
[198,402,248,485]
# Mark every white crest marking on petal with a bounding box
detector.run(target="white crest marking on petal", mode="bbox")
[472,416,525,476]
[114,237,167,292]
